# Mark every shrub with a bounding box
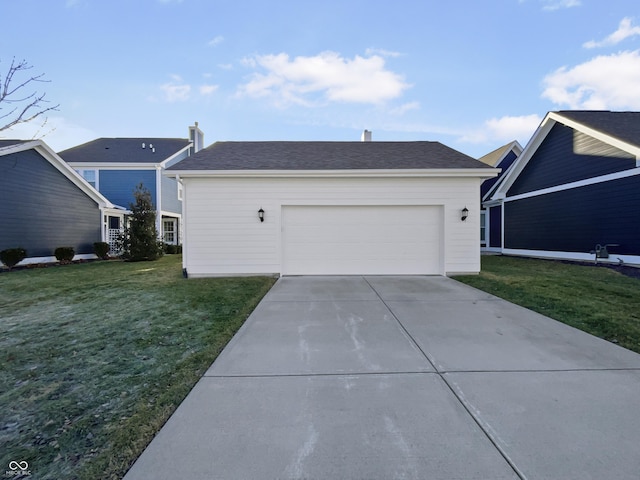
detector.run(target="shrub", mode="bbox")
[119,183,163,261]
[54,247,75,264]
[0,248,27,269]
[176,244,183,254]
[164,243,177,254]
[93,242,110,259]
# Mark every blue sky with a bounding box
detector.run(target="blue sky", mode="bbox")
[3,0,640,158]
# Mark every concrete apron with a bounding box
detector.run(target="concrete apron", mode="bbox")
[124,276,640,480]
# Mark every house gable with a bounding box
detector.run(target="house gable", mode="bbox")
[480,141,521,201]
[507,123,636,196]
[0,146,103,256]
[495,111,640,200]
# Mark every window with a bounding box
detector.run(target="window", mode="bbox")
[77,169,98,189]
[480,210,487,245]
[163,219,176,245]
[108,216,120,230]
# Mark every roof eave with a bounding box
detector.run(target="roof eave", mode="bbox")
[165,168,500,179]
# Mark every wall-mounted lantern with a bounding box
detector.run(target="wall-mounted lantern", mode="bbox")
[461,207,469,221]
[258,208,265,223]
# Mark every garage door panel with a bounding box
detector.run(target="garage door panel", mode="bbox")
[282,205,441,275]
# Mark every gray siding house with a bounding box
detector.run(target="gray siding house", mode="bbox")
[0,140,124,265]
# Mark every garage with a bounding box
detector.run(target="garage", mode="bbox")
[166,139,498,277]
[282,205,442,275]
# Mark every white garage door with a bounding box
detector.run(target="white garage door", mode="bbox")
[282,205,442,275]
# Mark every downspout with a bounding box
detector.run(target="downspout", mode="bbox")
[178,174,188,277]
[100,207,107,242]
[156,165,162,241]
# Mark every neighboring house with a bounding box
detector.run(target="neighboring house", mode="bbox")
[59,123,204,246]
[489,110,640,265]
[478,141,522,250]
[166,136,499,277]
[0,139,126,264]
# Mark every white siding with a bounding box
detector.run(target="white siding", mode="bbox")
[181,176,482,277]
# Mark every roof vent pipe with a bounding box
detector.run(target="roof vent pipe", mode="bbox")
[361,130,372,142]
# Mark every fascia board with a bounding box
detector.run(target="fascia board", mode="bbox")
[492,114,555,198]
[481,141,524,202]
[164,168,500,179]
[159,145,192,168]
[65,162,159,169]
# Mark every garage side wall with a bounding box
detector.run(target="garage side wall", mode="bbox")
[181,176,481,277]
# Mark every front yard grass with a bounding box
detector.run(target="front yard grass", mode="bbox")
[0,255,276,480]
[456,255,640,354]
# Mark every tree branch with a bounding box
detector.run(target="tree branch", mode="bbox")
[0,57,60,132]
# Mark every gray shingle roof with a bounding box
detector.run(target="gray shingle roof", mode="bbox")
[557,111,640,149]
[58,138,190,163]
[167,141,491,171]
[0,139,30,149]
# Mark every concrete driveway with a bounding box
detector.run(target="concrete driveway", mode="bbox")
[124,276,640,480]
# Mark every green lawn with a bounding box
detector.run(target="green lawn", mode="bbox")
[0,255,276,480]
[456,255,640,354]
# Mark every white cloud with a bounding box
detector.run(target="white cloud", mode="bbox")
[542,0,581,11]
[542,50,640,109]
[365,48,404,58]
[159,75,191,102]
[237,51,410,106]
[584,17,640,49]
[199,84,219,95]
[459,114,542,145]
[208,36,224,47]
[389,101,420,116]
[218,63,233,70]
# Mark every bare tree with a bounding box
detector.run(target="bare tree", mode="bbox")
[0,57,60,132]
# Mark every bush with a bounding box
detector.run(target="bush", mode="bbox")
[119,183,163,261]
[93,242,110,259]
[0,248,27,269]
[164,243,177,254]
[54,247,75,264]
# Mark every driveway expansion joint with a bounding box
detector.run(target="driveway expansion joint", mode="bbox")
[363,276,528,480]
[203,371,438,379]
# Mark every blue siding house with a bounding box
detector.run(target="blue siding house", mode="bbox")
[59,123,204,246]
[0,140,125,265]
[478,141,522,250]
[488,111,640,265]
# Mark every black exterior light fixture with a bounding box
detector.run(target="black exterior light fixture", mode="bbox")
[461,206,469,221]
[258,208,265,223]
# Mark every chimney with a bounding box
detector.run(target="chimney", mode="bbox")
[361,129,372,142]
[189,122,204,154]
